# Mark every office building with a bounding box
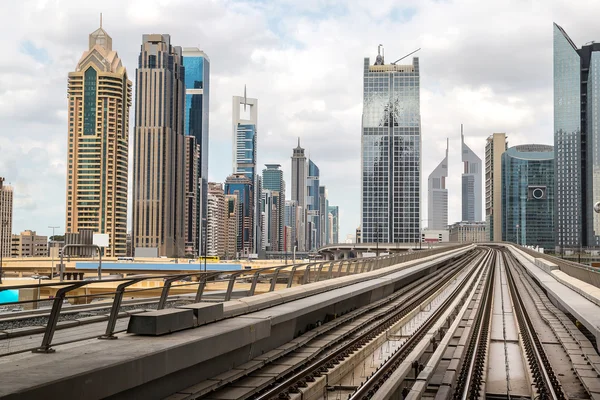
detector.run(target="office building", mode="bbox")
[184,136,200,255]
[485,133,508,241]
[224,194,238,259]
[554,23,600,249]
[261,189,281,251]
[449,221,486,243]
[291,139,307,251]
[501,145,555,250]
[224,173,254,256]
[361,46,421,243]
[262,164,285,252]
[183,48,210,256]
[285,200,302,252]
[132,34,186,258]
[11,231,48,258]
[0,178,13,260]
[206,183,225,258]
[307,159,320,250]
[65,21,131,257]
[461,126,482,222]
[428,139,449,230]
[319,186,329,246]
[328,205,339,244]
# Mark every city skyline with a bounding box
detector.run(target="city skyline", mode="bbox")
[2,2,595,242]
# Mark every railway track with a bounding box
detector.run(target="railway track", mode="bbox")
[176,249,486,400]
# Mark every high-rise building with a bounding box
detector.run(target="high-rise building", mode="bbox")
[285,200,299,252]
[361,46,421,243]
[461,126,482,222]
[224,173,254,256]
[132,34,186,257]
[485,133,508,241]
[224,194,238,259]
[184,136,200,255]
[428,139,449,230]
[262,164,285,252]
[307,159,320,250]
[0,178,13,260]
[65,21,131,257]
[319,186,328,246]
[449,221,487,243]
[182,48,210,256]
[554,23,600,249]
[206,182,225,258]
[328,205,339,244]
[291,139,307,250]
[261,189,281,251]
[501,145,555,250]
[11,231,48,258]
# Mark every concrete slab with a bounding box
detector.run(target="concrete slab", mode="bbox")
[127,309,195,336]
[4,325,46,338]
[177,302,223,326]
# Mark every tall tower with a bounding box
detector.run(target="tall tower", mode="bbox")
[0,178,13,260]
[224,173,254,256]
[461,125,482,222]
[307,159,320,250]
[291,139,307,250]
[485,133,508,241]
[262,164,285,252]
[65,19,132,257]
[132,34,186,257]
[428,139,448,230]
[182,48,210,256]
[554,23,600,250]
[361,46,421,243]
[206,182,225,258]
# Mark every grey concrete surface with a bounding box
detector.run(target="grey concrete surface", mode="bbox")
[127,309,195,336]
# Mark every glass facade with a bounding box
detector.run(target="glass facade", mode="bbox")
[236,124,257,179]
[361,56,421,243]
[501,145,555,250]
[83,67,97,136]
[307,159,320,249]
[588,51,600,245]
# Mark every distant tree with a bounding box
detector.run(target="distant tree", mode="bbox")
[50,235,65,241]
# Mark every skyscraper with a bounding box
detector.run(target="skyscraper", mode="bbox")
[224,173,254,256]
[307,159,320,250]
[428,139,448,230]
[65,21,131,257]
[461,126,482,222]
[485,133,508,241]
[132,34,186,257]
[206,182,225,258]
[262,164,285,252]
[361,46,421,243]
[224,194,238,259]
[182,48,210,256]
[0,178,13,261]
[328,205,339,244]
[554,23,600,249]
[502,144,555,250]
[319,186,329,246]
[291,139,307,250]
[184,136,200,255]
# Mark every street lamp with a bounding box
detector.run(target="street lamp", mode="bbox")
[48,226,59,278]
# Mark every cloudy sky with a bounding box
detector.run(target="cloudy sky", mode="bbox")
[0,0,598,241]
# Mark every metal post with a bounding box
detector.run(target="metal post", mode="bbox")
[99,278,144,339]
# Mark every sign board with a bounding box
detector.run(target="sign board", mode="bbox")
[93,233,109,248]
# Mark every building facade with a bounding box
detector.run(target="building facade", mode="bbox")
[328,205,339,244]
[485,133,508,241]
[206,182,225,258]
[132,34,186,257]
[319,186,329,246]
[428,139,448,230]
[461,126,482,222]
[291,139,307,250]
[11,230,48,257]
[224,194,238,259]
[182,48,210,256]
[449,221,487,243]
[0,178,13,260]
[554,23,600,250]
[65,23,131,257]
[306,159,320,250]
[262,164,285,252]
[224,173,254,257]
[184,136,200,255]
[501,144,555,250]
[361,47,421,243]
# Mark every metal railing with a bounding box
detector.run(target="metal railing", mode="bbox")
[0,244,466,355]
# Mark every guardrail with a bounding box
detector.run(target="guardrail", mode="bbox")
[0,245,466,355]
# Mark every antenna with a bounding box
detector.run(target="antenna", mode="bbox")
[100,13,103,28]
[392,48,421,65]
[243,84,247,111]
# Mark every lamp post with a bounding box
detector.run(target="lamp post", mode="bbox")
[48,226,59,278]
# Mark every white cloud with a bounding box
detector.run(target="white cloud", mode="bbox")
[1,0,599,239]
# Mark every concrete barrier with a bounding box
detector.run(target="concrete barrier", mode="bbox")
[177,302,223,326]
[127,309,194,336]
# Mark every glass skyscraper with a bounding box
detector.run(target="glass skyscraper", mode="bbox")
[461,126,482,222]
[183,48,210,256]
[262,164,285,252]
[554,23,600,249]
[501,145,555,250]
[361,48,421,243]
[307,159,320,250]
[428,139,448,230]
